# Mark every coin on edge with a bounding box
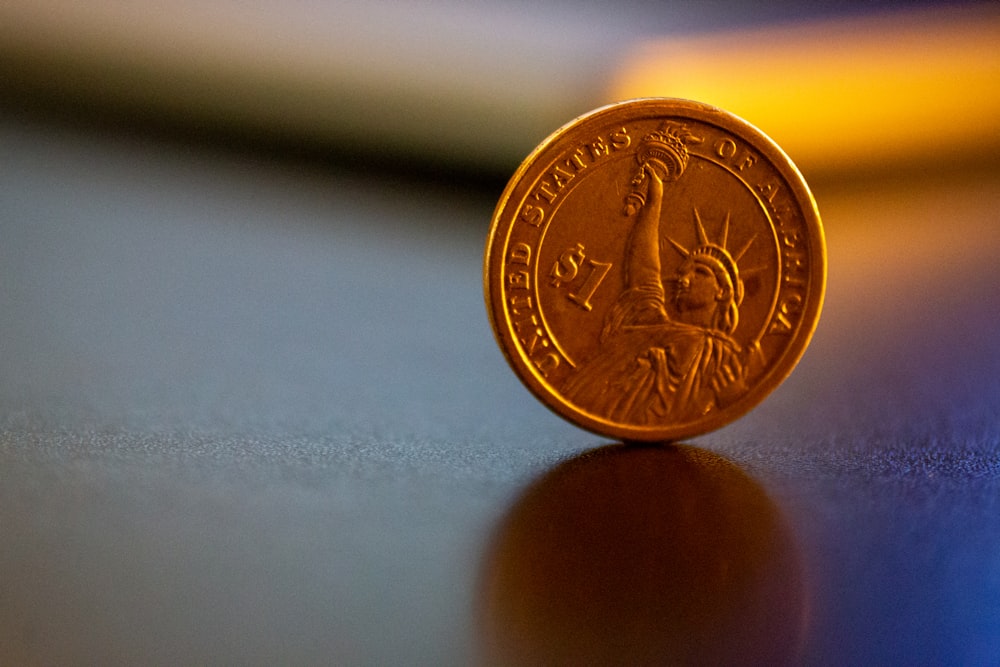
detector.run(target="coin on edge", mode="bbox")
[484,98,826,442]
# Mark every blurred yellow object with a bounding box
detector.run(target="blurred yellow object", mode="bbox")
[609,5,1000,176]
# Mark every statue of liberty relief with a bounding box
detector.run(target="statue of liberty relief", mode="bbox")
[563,123,757,426]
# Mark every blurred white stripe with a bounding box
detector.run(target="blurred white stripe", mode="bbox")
[0,0,621,169]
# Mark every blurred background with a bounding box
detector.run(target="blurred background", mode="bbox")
[1,1,998,665]
[2,0,997,183]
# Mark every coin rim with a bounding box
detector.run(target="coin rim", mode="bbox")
[484,97,826,442]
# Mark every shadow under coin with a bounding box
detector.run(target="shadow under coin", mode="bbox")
[477,443,806,666]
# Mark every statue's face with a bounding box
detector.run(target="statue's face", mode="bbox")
[674,259,721,312]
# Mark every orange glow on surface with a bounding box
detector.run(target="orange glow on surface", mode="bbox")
[609,6,1000,175]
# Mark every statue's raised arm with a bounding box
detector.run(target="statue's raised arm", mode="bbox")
[602,124,703,341]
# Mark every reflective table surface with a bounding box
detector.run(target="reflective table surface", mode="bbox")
[1,118,998,664]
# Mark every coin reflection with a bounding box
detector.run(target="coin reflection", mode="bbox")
[478,444,805,666]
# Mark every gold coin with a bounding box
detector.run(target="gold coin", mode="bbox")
[484,98,826,442]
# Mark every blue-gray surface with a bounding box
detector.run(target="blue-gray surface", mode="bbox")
[1,119,998,665]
